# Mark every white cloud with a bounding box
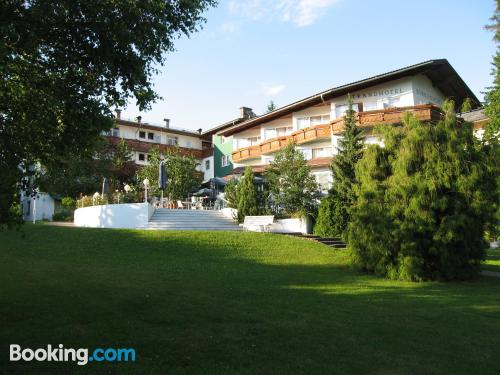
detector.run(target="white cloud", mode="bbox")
[220,22,238,34]
[228,0,340,27]
[261,83,286,96]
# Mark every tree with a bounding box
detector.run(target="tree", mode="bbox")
[315,95,364,238]
[224,179,239,208]
[237,167,258,222]
[265,143,318,217]
[485,0,500,140]
[266,100,277,113]
[349,101,498,281]
[111,139,136,187]
[38,138,115,198]
[136,147,201,201]
[0,0,216,227]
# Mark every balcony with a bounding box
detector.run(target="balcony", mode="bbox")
[106,137,202,159]
[231,105,443,163]
[231,145,261,163]
[291,124,331,144]
[330,104,442,134]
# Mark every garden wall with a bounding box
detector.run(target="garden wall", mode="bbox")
[74,203,151,229]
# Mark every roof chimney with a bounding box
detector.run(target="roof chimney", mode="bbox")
[163,118,170,128]
[197,128,202,134]
[115,109,121,119]
[136,115,142,124]
[240,107,253,119]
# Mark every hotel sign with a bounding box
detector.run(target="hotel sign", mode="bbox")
[352,88,404,99]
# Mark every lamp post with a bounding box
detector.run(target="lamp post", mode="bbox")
[143,178,150,203]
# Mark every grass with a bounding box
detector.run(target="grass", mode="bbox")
[483,248,500,272]
[1,225,500,374]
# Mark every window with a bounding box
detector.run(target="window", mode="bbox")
[247,137,260,146]
[205,160,210,170]
[334,103,360,119]
[312,147,329,159]
[297,117,309,129]
[364,101,378,111]
[220,136,226,144]
[186,140,193,148]
[148,132,154,140]
[297,115,330,129]
[276,126,293,137]
[221,155,230,167]
[383,97,400,109]
[166,136,178,146]
[138,153,145,162]
[139,131,146,139]
[315,172,332,192]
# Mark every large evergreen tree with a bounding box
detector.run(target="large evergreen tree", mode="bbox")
[349,101,498,281]
[0,0,216,227]
[265,143,318,217]
[237,166,258,222]
[485,0,500,140]
[315,95,364,238]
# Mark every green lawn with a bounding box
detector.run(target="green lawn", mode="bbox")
[1,225,500,374]
[484,248,500,272]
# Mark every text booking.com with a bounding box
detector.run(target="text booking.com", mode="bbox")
[10,344,136,366]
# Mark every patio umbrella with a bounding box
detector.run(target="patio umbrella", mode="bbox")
[193,188,213,197]
[158,161,167,189]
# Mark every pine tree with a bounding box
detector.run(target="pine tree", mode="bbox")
[315,95,364,238]
[265,143,318,217]
[266,100,277,113]
[224,179,239,208]
[349,101,498,281]
[237,167,258,222]
[485,0,500,139]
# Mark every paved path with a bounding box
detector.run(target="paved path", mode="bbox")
[481,270,500,278]
[46,221,75,227]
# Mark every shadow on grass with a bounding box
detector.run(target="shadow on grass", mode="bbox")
[1,226,500,375]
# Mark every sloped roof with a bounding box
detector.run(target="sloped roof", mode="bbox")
[220,59,480,136]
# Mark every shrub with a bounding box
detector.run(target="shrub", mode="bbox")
[224,179,239,208]
[349,102,498,281]
[237,167,258,223]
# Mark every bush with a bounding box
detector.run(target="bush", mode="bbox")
[237,167,258,223]
[349,102,498,281]
[61,197,76,210]
[314,193,346,238]
[52,211,73,222]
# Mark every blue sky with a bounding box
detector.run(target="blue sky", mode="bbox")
[121,0,497,132]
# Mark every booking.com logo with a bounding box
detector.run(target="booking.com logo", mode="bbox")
[10,344,136,366]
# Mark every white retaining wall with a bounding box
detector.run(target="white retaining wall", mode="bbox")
[74,203,150,229]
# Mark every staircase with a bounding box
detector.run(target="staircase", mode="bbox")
[140,209,241,231]
[286,234,347,249]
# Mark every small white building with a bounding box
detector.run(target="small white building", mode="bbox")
[20,192,58,221]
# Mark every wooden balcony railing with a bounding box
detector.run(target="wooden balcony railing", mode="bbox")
[330,104,442,134]
[231,145,261,163]
[231,105,443,162]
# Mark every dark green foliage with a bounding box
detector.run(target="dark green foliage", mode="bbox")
[314,191,346,237]
[237,167,258,222]
[315,95,364,238]
[349,101,498,281]
[136,147,201,201]
[38,139,114,198]
[0,0,216,226]
[266,100,277,113]
[265,143,318,217]
[485,0,500,139]
[224,179,239,208]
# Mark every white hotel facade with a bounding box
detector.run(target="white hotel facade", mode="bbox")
[216,60,483,192]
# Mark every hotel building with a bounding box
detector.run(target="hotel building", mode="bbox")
[209,59,483,192]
